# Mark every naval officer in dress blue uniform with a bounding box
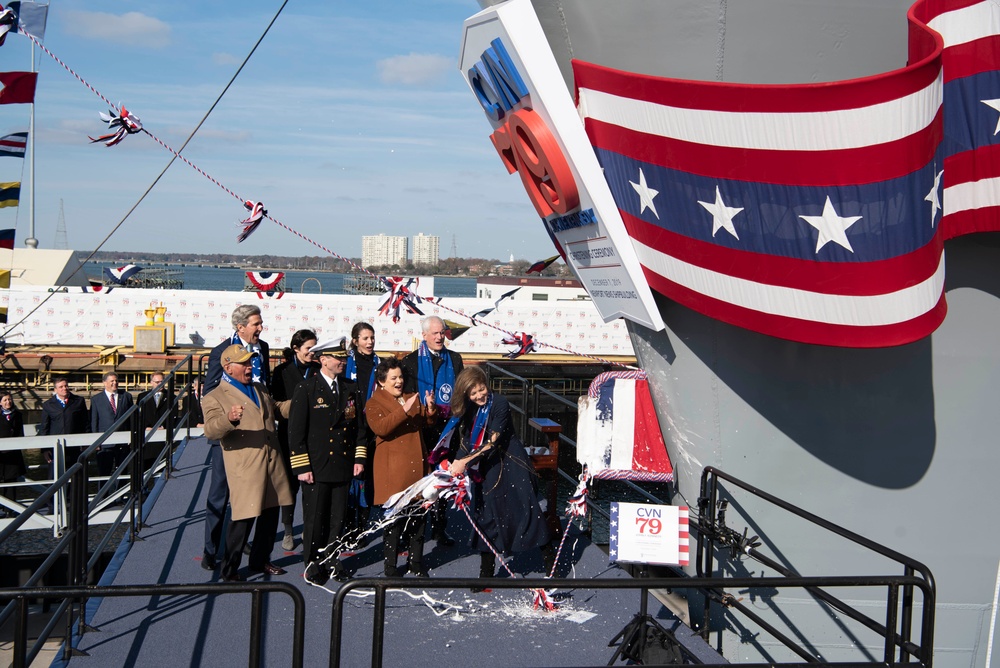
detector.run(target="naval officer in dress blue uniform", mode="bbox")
[287,337,366,585]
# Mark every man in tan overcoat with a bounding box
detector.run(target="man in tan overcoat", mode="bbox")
[203,344,292,581]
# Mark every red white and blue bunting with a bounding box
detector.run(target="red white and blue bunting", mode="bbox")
[89,104,142,147]
[245,271,283,291]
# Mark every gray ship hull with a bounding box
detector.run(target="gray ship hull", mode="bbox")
[474,0,999,663]
[630,233,1000,664]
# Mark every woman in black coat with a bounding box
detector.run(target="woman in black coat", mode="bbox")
[0,391,26,508]
[448,367,552,586]
[269,328,319,550]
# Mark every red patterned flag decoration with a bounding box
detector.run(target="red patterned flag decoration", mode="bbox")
[0,72,36,104]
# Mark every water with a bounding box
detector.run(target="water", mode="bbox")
[86,262,477,297]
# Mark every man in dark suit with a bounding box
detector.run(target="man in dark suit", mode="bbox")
[38,377,89,477]
[288,337,365,585]
[90,371,134,476]
[139,372,174,431]
[201,304,271,571]
[402,315,464,545]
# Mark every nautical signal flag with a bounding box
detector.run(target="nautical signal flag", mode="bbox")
[526,254,560,274]
[104,264,142,285]
[0,72,36,105]
[0,182,20,208]
[0,132,26,158]
[0,228,13,249]
[6,2,48,40]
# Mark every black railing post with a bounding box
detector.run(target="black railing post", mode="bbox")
[129,409,142,542]
[165,372,176,479]
[186,355,193,440]
[249,589,263,668]
[371,584,387,668]
[13,595,27,668]
[884,584,900,665]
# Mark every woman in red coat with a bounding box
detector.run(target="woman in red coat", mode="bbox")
[365,357,437,576]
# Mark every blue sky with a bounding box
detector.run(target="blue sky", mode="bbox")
[0,0,546,261]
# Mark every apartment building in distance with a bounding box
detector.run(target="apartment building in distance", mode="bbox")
[412,233,440,266]
[361,234,408,268]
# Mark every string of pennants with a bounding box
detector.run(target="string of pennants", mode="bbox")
[2,7,635,369]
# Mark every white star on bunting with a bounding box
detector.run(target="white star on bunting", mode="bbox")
[983,98,1000,135]
[925,169,943,227]
[698,186,744,239]
[630,168,660,219]
[799,196,862,254]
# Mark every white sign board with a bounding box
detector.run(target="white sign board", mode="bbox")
[459,0,664,331]
[610,502,689,566]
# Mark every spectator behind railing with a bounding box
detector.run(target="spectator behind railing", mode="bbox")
[0,390,25,514]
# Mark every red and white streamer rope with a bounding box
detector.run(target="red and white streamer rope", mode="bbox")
[24,30,636,370]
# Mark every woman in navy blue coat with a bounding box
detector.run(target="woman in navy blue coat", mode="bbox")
[448,366,551,585]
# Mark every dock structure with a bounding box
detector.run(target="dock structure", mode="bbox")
[49,436,703,667]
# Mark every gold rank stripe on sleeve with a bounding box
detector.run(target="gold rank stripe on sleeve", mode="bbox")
[290,453,311,469]
[355,445,368,460]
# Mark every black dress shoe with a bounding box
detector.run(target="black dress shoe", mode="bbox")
[409,567,429,578]
[432,532,456,547]
[201,553,217,571]
[330,564,350,582]
[304,562,329,586]
[384,565,401,578]
[248,562,287,576]
[221,572,245,582]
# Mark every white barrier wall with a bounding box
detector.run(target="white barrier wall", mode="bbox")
[0,287,634,357]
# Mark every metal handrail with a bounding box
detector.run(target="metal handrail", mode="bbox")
[331,575,933,668]
[697,467,936,666]
[0,354,197,661]
[0,583,305,668]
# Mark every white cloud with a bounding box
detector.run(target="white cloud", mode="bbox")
[212,53,241,67]
[376,53,453,86]
[63,11,171,48]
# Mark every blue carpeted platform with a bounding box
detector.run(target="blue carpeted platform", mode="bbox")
[64,436,706,667]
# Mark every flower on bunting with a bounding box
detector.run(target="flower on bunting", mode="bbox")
[500,331,536,359]
[0,6,15,47]
[237,200,266,243]
[89,104,142,147]
[532,588,558,611]
[377,276,423,323]
[431,464,473,510]
[565,469,589,520]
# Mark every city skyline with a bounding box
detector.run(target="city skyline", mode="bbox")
[0,1,549,262]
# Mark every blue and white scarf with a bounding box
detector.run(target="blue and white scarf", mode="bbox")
[231,331,263,384]
[416,341,454,416]
[222,372,259,408]
[345,349,379,400]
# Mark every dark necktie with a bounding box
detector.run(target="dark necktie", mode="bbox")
[110,393,117,413]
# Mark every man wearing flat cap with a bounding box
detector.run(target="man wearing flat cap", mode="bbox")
[202,344,292,581]
[288,336,366,584]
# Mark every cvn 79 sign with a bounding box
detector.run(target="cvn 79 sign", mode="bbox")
[466,38,579,218]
